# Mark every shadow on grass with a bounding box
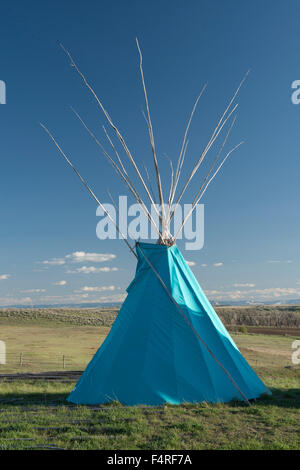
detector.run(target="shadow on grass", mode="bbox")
[259,387,300,409]
[0,388,299,410]
[0,391,70,408]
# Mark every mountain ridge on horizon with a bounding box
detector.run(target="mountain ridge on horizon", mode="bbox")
[1,299,300,309]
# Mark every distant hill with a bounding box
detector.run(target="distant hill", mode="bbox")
[212,299,300,306]
[0,302,123,309]
[0,305,299,335]
[2,299,300,308]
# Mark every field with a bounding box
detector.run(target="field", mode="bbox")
[0,307,299,450]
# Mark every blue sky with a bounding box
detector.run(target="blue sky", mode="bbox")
[0,0,299,306]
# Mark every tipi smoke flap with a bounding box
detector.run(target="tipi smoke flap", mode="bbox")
[67,242,269,405]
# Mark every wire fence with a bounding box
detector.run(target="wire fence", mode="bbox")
[0,352,90,373]
[0,350,295,375]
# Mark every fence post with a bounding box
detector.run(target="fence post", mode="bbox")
[63,355,65,370]
[19,352,23,367]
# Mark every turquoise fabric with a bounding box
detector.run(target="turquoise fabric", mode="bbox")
[67,242,269,405]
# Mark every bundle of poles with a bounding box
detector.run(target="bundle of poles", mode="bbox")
[41,39,247,257]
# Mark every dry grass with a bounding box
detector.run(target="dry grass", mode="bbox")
[1,305,299,330]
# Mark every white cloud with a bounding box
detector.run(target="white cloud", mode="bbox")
[267,260,293,264]
[0,274,10,280]
[36,293,91,303]
[96,293,127,303]
[66,252,116,263]
[233,283,255,288]
[20,289,46,293]
[67,266,118,274]
[206,286,300,302]
[0,296,34,306]
[38,291,125,305]
[42,258,66,266]
[201,264,207,267]
[76,285,116,293]
[53,280,67,286]
[263,287,300,298]
[213,262,223,267]
[20,297,33,304]
[0,289,124,307]
[41,251,116,268]
[186,261,196,267]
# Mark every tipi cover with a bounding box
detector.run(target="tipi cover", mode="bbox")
[68,242,269,405]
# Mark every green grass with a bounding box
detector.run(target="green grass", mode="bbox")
[0,324,109,373]
[0,323,296,373]
[0,316,299,450]
[234,333,297,368]
[0,366,299,450]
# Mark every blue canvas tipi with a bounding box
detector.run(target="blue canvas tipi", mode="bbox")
[42,42,268,405]
[68,242,268,405]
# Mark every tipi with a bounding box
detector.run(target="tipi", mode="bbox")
[68,242,268,405]
[42,41,269,405]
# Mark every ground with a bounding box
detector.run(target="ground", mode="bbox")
[0,310,299,450]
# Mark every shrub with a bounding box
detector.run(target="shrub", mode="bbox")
[239,325,247,334]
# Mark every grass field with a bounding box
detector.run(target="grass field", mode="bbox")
[0,324,110,373]
[0,309,299,450]
[0,324,297,374]
[1,305,300,331]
